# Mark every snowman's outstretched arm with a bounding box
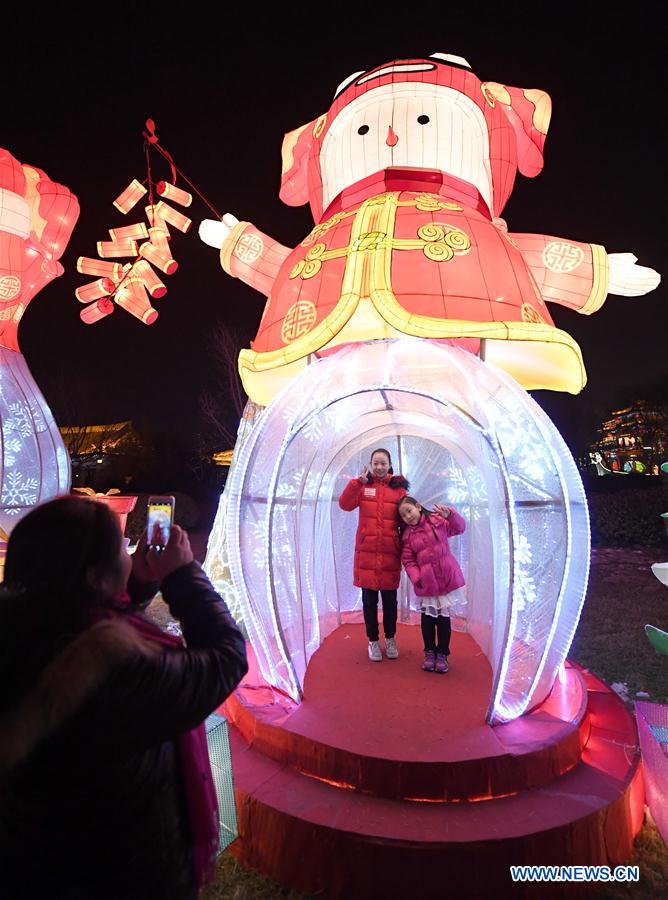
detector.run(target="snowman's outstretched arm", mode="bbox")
[199,216,292,299]
[507,230,660,314]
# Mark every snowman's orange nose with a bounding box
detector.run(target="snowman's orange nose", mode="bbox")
[386,125,398,147]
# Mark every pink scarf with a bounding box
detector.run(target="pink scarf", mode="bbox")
[92,600,219,890]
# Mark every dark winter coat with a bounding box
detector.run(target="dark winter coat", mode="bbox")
[401,510,466,597]
[338,474,409,590]
[0,562,248,900]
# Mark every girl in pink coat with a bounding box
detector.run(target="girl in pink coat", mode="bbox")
[398,496,466,674]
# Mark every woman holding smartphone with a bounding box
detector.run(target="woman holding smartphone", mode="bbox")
[0,496,248,900]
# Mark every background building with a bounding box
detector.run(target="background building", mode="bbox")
[589,402,667,475]
[59,421,148,491]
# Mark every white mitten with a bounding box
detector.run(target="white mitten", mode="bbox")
[608,252,661,296]
[198,213,239,249]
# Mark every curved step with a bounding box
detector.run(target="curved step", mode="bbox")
[227,665,643,899]
[225,625,589,801]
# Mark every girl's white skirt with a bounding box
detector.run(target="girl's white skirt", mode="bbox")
[419,588,467,618]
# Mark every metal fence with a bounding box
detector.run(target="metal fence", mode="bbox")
[205,712,238,852]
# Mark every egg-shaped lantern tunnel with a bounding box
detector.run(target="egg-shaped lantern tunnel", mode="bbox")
[224,340,590,724]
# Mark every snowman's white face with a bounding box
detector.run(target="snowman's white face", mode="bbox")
[320,82,494,213]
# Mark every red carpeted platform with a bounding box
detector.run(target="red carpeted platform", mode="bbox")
[223,624,644,899]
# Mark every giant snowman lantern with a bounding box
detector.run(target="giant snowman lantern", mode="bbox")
[0,149,78,556]
[201,55,659,723]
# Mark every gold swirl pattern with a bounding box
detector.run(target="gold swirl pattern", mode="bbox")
[409,194,464,212]
[423,242,455,262]
[417,224,444,241]
[444,229,470,251]
[307,243,327,258]
[366,194,389,206]
[301,259,322,279]
[301,211,351,246]
[290,242,327,280]
[417,223,471,261]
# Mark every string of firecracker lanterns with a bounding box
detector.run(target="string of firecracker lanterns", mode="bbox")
[75,119,221,326]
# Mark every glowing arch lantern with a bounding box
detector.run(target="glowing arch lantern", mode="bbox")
[202,54,660,722]
[225,340,589,723]
[0,148,79,552]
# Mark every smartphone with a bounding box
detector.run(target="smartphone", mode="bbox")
[146,495,175,552]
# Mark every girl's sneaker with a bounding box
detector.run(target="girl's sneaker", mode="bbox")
[385,637,399,659]
[435,653,449,674]
[368,641,382,662]
[422,650,436,672]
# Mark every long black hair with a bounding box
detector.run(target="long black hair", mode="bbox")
[366,448,409,489]
[0,497,124,712]
[397,495,437,534]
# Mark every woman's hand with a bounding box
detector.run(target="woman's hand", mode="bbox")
[434,504,451,518]
[131,531,156,583]
[358,466,369,483]
[144,525,194,582]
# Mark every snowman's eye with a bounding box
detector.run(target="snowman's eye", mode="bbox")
[358,124,370,135]
[417,115,430,125]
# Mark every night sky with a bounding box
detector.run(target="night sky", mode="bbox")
[5,11,666,461]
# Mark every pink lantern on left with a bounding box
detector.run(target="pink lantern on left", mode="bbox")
[0,148,79,562]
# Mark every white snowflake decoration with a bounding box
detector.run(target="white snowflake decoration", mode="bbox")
[301,414,323,444]
[24,396,47,432]
[280,403,299,427]
[514,534,533,567]
[276,466,305,499]
[2,470,39,514]
[6,402,34,439]
[466,467,488,503]
[514,568,538,612]
[443,466,468,504]
[249,518,268,570]
[2,436,23,468]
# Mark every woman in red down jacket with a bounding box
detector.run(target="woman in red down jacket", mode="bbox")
[338,448,408,662]
[399,496,466,675]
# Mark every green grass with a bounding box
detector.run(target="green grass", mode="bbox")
[201,852,311,899]
[572,547,668,898]
[570,548,668,705]
[589,820,668,899]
